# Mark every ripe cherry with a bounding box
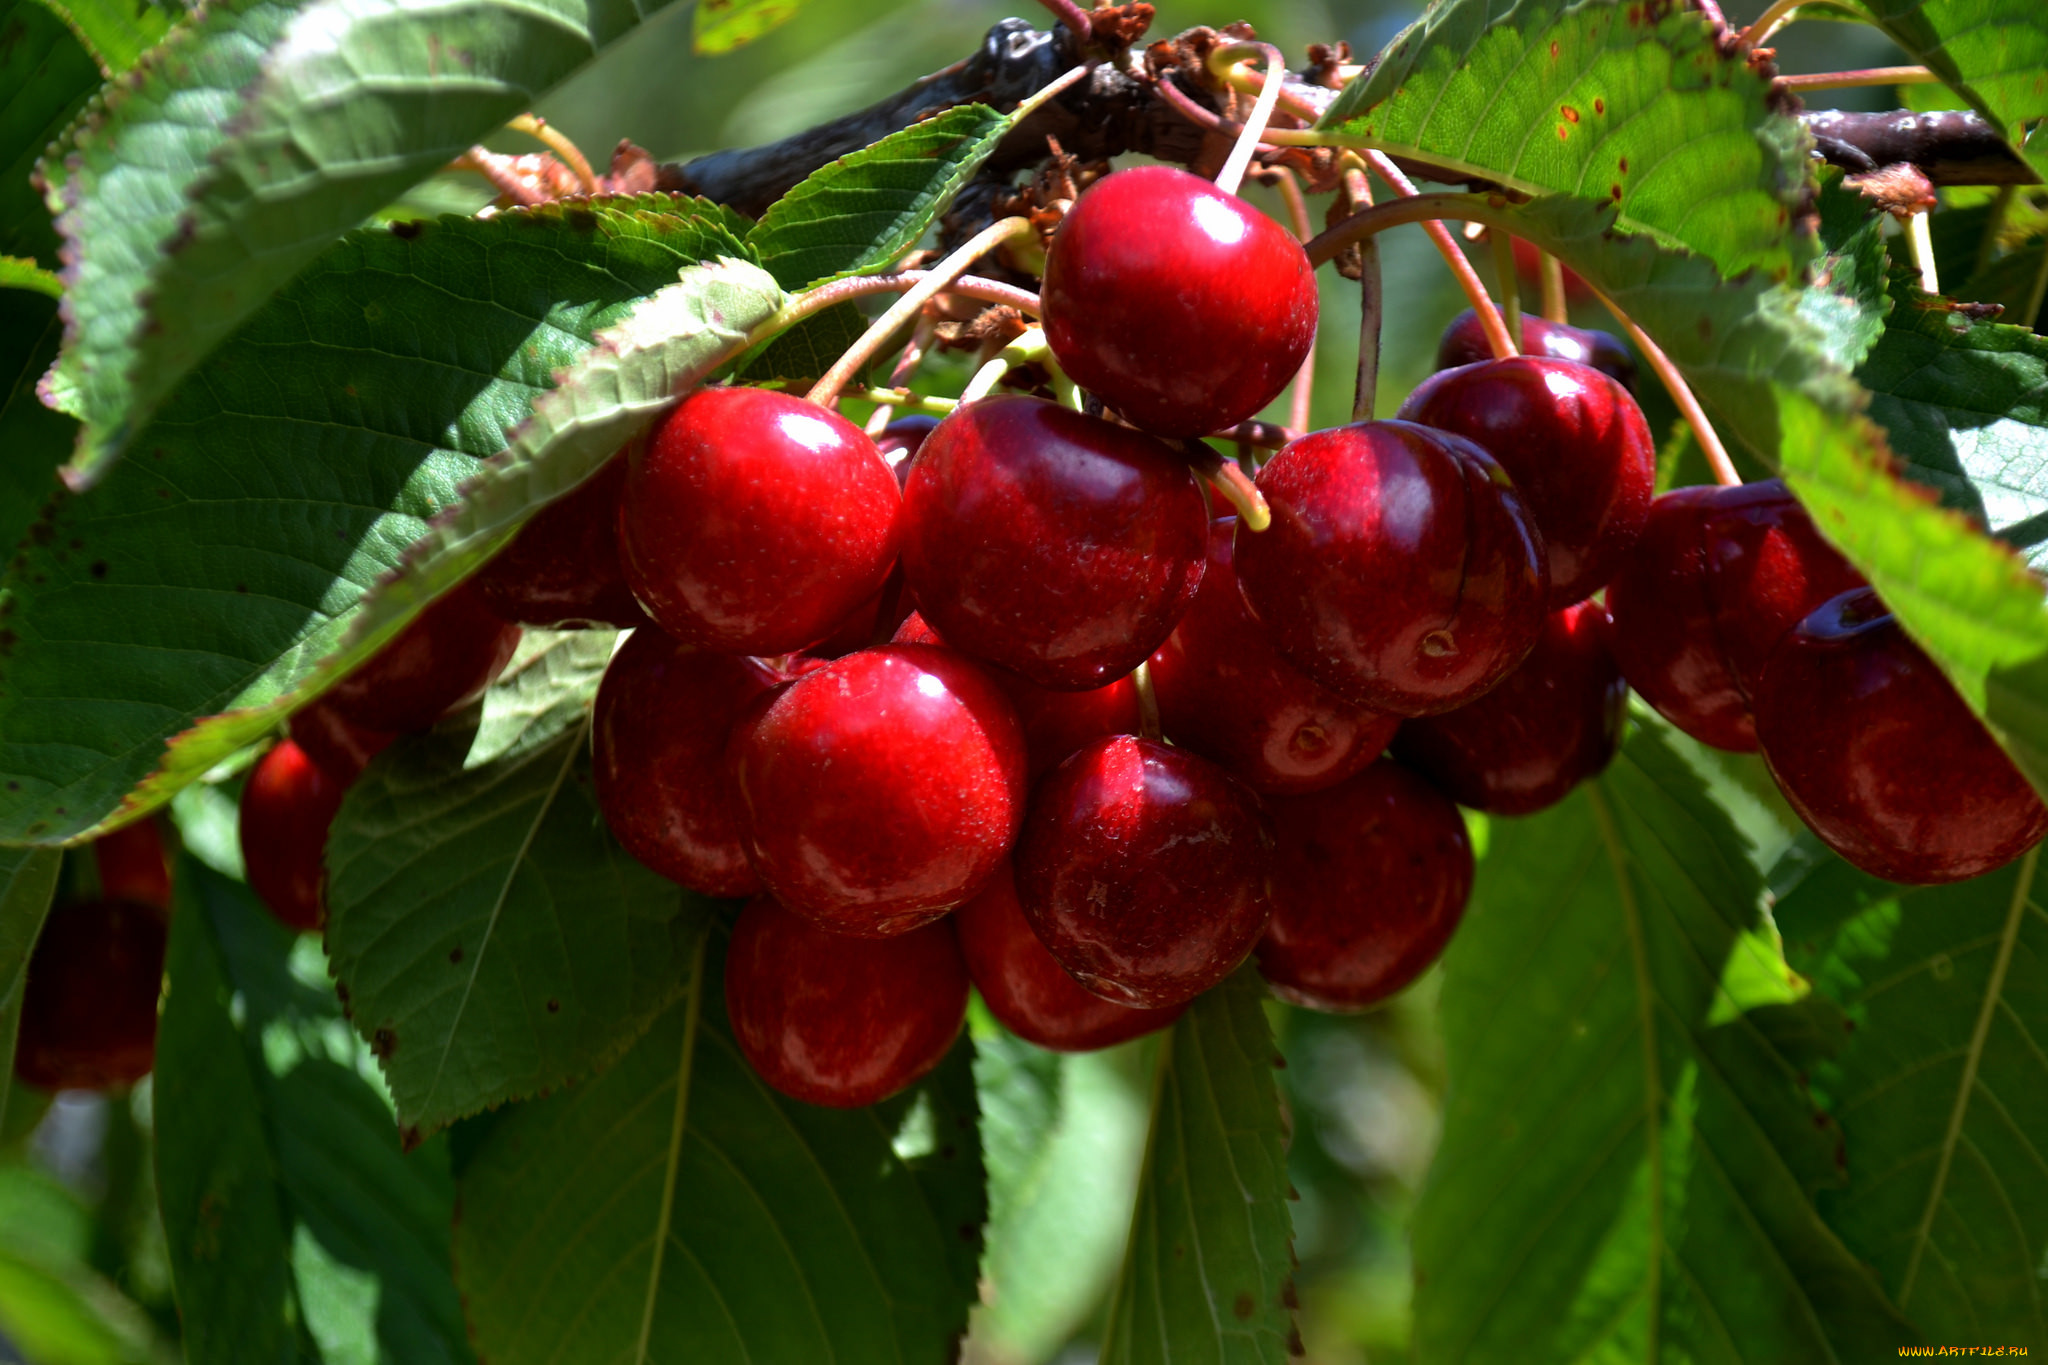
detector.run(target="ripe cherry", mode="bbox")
[593,629,773,897]
[288,698,396,782]
[1607,480,1864,752]
[1435,309,1635,391]
[1258,761,1473,1012]
[1041,166,1318,438]
[1014,735,1273,1010]
[15,897,166,1092]
[731,644,1028,937]
[620,387,900,655]
[1234,420,1547,716]
[240,739,347,932]
[93,818,172,912]
[1756,588,2048,885]
[1150,517,1398,794]
[320,581,521,735]
[875,414,941,484]
[724,894,967,1108]
[1394,600,1626,815]
[473,455,646,629]
[1399,357,1654,607]
[901,396,1207,691]
[954,859,1182,1051]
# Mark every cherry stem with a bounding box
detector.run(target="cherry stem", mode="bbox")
[1490,230,1524,351]
[1182,440,1272,530]
[802,219,1034,408]
[1537,249,1569,323]
[1032,0,1091,47]
[2023,242,2048,328]
[1209,419,1298,451]
[887,313,939,390]
[450,148,546,206]
[1208,42,1289,197]
[1905,209,1941,295]
[1580,280,1742,487]
[956,327,1054,406]
[1131,661,1162,741]
[1261,165,1318,433]
[507,114,599,195]
[1340,163,1382,423]
[1734,0,1805,47]
[1780,65,1938,91]
[1357,156,1517,360]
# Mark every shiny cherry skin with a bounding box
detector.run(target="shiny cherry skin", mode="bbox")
[1041,166,1318,438]
[593,630,774,897]
[1235,420,1547,717]
[1435,308,1635,391]
[288,698,396,782]
[725,895,968,1108]
[239,739,347,932]
[474,455,646,629]
[1151,517,1398,794]
[1607,480,1865,752]
[1399,358,1653,607]
[954,859,1183,1051]
[320,581,521,735]
[1258,760,1473,1011]
[1756,588,2048,884]
[1394,600,1626,815]
[14,897,166,1091]
[1014,735,1273,1009]
[93,818,172,912]
[875,414,941,485]
[902,396,1208,691]
[732,644,1028,936]
[620,387,901,655]
[893,613,1139,777]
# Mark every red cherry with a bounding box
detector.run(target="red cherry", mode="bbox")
[239,739,346,932]
[724,894,967,1108]
[1042,166,1318,437]
[593,630,773,897]
[1257,761,1473,1011]
[620,387,901,654]
[1756,588,2048,884]
[1151,516,1399,794]
[1607,480,1864,752]
[14,897,166,1092]
[1234,420,1547,716]
[875,414,941,485]
[901,396,1207,691]
[1398,358,1654,607]
[954,859,1182,1051]
[92,818,172,913]
[320,581,521,735]
[473,456,647,629]
[1436,309,1634,390]
[1393,601,1626,815]
[732,644,1028,936]
[1014,735,1273,1010]
[288,698,396,782]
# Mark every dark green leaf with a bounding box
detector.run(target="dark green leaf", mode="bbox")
[1800,170,1894,370]
[1412,716,1913,1361]
[454,929,985,1364]
[1,0,100,269]
[1853,0,2048,177]
[28,0,174,75]
[0,288,72,560]
[0,1248,161,1365]
[1099,971,1295,1365]
[324,632,708,1139]
[0,845,62,1135]
[691,0,802,55]
[737,299,868,385]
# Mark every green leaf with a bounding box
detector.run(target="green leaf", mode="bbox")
[2,0,101,269]
[0,1248,162,1365]
[155,857,474,1365]
[1799,171,1894,370]
[0,255,64,297]
[0,288,72,560]
[747,103,1014,291]
[1099,971,1296,1365]
[1776,845,2048,1345]
[28,0,174,75]
[41,0,700,487]
[1320,0,1812,279]
[691,0,802,55]
[737,300,868,385]
[453,927,986,1364]
[0,845,61,1135]
[0,200,734,846]
[1412,716,1914,1361]
[1853,0,2048,177]
[324,631,708,1140]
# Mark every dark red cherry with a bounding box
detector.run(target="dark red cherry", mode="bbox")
[1257,761,1473,1011]
[1234,420,1547,717]
[876,414,941,484]
[1607,480,1865,752]
[1756,588,2048,884]
[320,581,521,735]
[1394,601,1626,815]
[1399,358,1654,607]
[725,895,968,1108]
[1042,166,1318,437]
[1014,735,1273,1009]
[620,387,901,655]
[1435,308,1635,391]
[92,818,171,913]
[955,859,1183,1051]
[732,644,1028,936]
[14,897,166,1092]
[902,396,1207,691]
[288,698,396,782]
[593,630,773,897]
[473,455,646,629]
[239,739,346,932]
[1151,517,1399,794]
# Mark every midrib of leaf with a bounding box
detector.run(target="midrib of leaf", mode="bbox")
[1899,843,2040,1306]
[634,930,707,1365]
[1098,1021,1175,1361]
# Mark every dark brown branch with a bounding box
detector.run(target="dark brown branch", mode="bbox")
[1803,109,2038,187]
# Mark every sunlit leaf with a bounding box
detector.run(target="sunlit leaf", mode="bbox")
[691,0,802,55]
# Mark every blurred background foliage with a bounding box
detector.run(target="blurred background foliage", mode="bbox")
[0,0,1920,1361]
